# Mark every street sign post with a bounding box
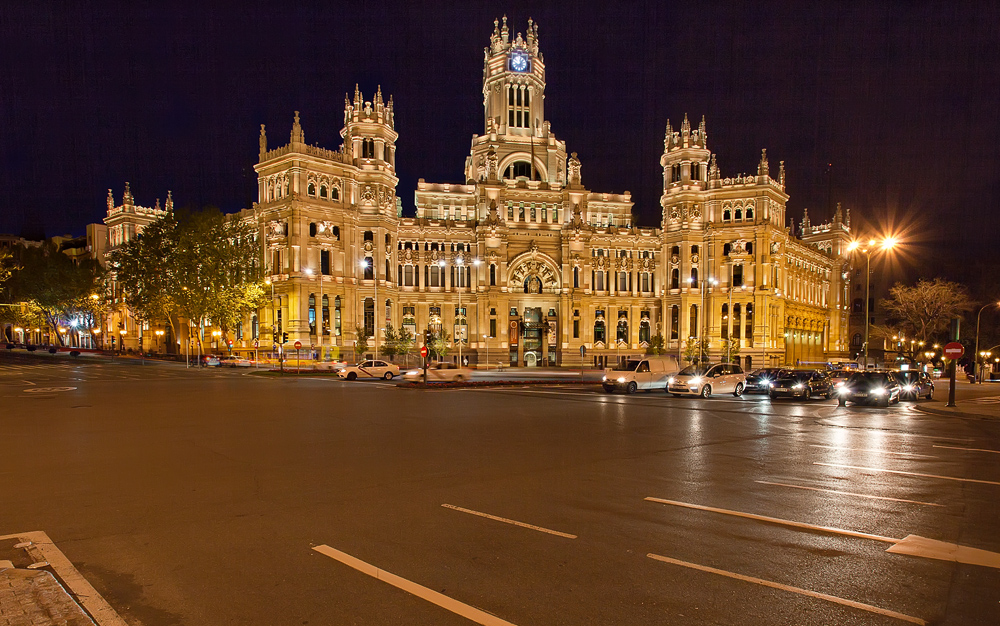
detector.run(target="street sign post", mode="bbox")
[945,333,963,407]
[421,343,429,384]
[420,345,428,357]
[294,340,302,374]
[943,342,964,359]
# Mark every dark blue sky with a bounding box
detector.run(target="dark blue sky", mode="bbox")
[1,1,997,267]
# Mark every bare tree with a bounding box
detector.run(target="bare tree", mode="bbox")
[879,278,973,344]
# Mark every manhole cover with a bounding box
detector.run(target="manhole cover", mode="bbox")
[23,387,77,393]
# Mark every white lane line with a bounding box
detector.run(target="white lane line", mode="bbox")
[814,462,1000,486]
[312,545,518,626]
[644,497,900,543]
[934,444,1000,455]
[441,504,577,539]
[809,444,938,459]
[887,534,1000,569]
[647,553,926,625]
[755,480,943,507]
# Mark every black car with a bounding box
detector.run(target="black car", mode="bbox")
[769,369,833,400]
[744,368,789,394]
[891,370,934,400]
[837,371,901,406]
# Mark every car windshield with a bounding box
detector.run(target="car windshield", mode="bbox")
[779,371,812,381]
[678,365,709,376]
[895,371,918,383]
[750,368,784,379]
[831,369,853,378]
[848,372,889,386]
[613,360,642,371]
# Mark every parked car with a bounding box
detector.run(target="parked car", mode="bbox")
[602,356,680,393]
[891,370,934,400]
[403,362,474,382]
[220,355,253,367]
[202,354,221,367]
[769,369,833,400]
[337,360,400,380]
[837,371,901,406]
[668,363,747,398]
[744,368,789,394]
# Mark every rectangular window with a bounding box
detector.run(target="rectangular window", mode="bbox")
[321,250,330,275]
[573,319,579,339]
[489,318,497,337]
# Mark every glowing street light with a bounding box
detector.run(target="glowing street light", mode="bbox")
[973,301,1000,384]
[847,235,900,365]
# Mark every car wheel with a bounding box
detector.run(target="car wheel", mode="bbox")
[346,372,357,381]
[383,372,394,380]
[825,390,832,399]
[671,393,682,398]
[926,388,933,400]
[454,375,465,383]
[626,381,638,394]
[700,385,712,398]
[838,398,847,407]
[733,383,744,397]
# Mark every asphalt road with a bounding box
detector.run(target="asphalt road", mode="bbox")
[1,353,999,626]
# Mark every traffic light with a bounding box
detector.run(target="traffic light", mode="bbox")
[282,332,289,344]
[424,329,432,345]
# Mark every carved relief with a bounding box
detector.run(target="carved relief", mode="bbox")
[267,220,287,238]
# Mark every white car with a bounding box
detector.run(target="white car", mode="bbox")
[403,362,474,382]
[220,355,253,367]
[602,356,679,393]
[314,360,348,371]
[668,363,747,397]
[337,360,400,380]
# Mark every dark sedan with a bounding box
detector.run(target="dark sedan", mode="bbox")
[769,370,833,400]
[744,368,789,394]
[837,371,901,406]
[891,370,934,400]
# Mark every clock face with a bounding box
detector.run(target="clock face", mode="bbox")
[510,53,528,72]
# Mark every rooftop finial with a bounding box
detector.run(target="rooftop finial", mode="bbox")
[291,111,304,144]
[758,149,769,177]
[259,124,267,158]
[107,189,114,210]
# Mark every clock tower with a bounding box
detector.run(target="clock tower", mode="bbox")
[482,16,545,137]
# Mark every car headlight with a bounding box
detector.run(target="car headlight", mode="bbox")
[668,377,675,385]
[838,386,850,394]
[835,381,844,387]
[792,383,804,390]
[617,377,626,383]
[602,375,607,381]
[768,382,774,388]
[872,387,886,396]
[903,385,914,392]
[690,377,702,386]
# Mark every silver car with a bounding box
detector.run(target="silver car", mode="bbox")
[403,362,474,382]
[668,363,747,398]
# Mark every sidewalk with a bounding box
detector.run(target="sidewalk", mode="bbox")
[914,396,1000,421]
[0,537,93,626]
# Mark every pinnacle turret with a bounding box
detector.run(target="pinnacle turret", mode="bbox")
[290,111,304,144]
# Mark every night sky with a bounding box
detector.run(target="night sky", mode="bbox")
[1,1,997,274]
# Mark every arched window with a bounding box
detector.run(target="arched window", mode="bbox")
[639,318,651,344]
[490,264,497,286]
[524,276,542,294]
[307,182,316,196]
[616,317,629,343]
[504,161,536,180]
[321,295,329,335]
[745,206,753,219]
[593,319,606,344]
[573,266,579,288]
[723,209,731,221]
[320,185,328,199]
[308,294,316,335]
[362,139,375,159]
[735,208,742,220]
[363,298,374,336]
[331,185,339,200]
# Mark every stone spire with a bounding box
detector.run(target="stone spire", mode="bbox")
[709,154,719,180]
[107,189,114,210]
[758,149,769,177]
[833,202,843,224]
[680,113,691,147]
[290,111,304,144]
[800,208,811,233]
[123,182,133,206]
[664,121,674,150]
[165,190,173,212]
[779,160,785,186]
[259,124,267,159]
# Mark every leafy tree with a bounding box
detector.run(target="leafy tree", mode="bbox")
[354,325,370,359]
[682,337,709,364]
[108,213,180,340]
[7,243,103,345]
[429,329,452,358]
[382,323,415,361]
[645,333,666,355]
[879,278,973,344]
[721,338,741,363]
[0,248,12,288]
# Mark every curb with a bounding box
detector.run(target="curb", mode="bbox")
[913,404,1000,421]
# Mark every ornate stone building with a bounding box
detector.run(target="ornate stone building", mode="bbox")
[247,17,853,368]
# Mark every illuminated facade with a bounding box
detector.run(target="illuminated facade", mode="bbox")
[245,18,853,367]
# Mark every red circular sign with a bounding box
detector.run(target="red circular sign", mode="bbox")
[420,346,429,357]
[943,342,964,359]
[294,340,302,349]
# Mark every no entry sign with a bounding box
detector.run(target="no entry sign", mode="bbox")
[943,342,964,359]
[420,345,429,357]
[294,340,302,349]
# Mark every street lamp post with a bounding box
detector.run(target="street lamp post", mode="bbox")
[155,329,164,353]
[973,301,1000,384]
[847,237,897,367]
[359,259,378,360]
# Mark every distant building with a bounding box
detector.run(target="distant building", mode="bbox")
[245,18,854,368]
